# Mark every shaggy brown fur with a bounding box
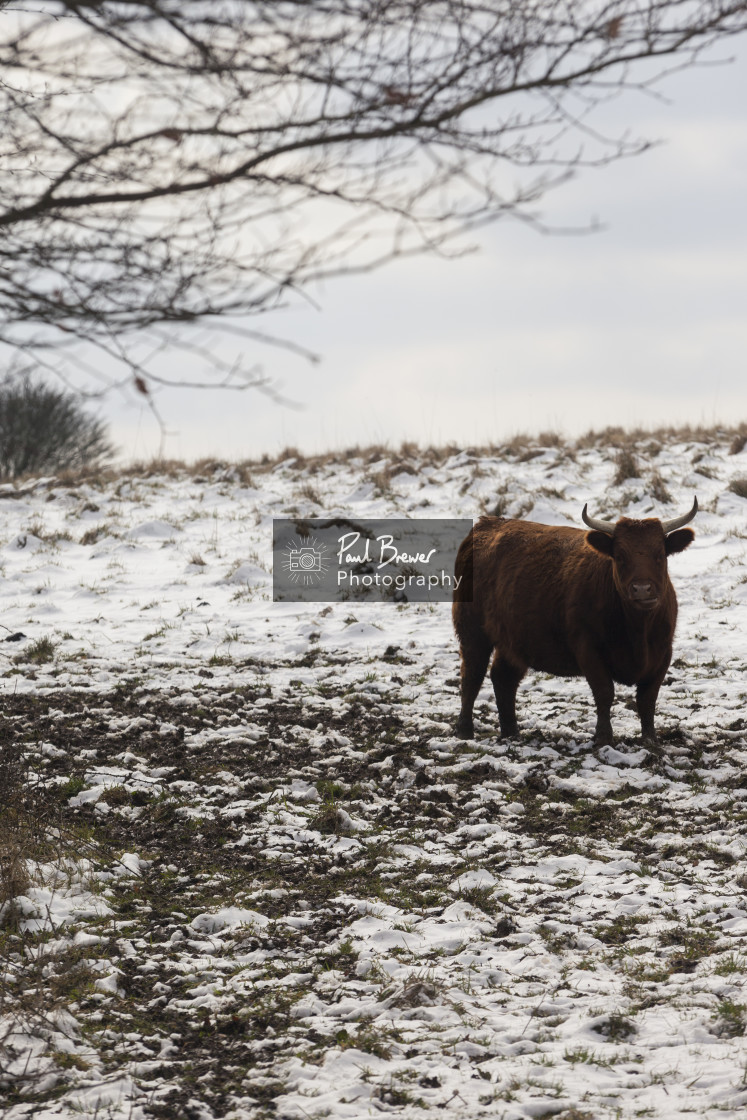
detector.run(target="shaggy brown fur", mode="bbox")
[452,514,695,745]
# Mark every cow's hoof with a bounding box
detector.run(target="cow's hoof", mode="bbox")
[594,732,614,747]
[454,720,474,740]
[499,723,519,739]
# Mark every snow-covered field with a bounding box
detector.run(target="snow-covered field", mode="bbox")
[1,429,747,1120]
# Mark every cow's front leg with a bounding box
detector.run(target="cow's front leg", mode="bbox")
[636,670,666,745]
[590,678,615,746]
[577,645,615,746]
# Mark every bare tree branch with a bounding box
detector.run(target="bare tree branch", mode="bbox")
[1,0,746,392]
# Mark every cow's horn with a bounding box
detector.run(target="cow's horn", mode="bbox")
[661,496,698,535]
[582,504,615,535]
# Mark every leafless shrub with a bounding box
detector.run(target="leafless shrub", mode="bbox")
[728,478,747,499]
[0,375,113,482]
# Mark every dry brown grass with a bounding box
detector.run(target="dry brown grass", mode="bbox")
[729,428,747,456]
[6,421,747,490]
[496,432,533,457]
[369,466,394,497]
[649,471,672,504]
[577,423,737,450]
[0,743,101,1049]
[0,748,43,932]
[613,447,641,485]
[79,524,112,546]
[298,482,323,505]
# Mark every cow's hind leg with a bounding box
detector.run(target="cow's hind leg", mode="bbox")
[455,632,492,740]
[490,653,525,738]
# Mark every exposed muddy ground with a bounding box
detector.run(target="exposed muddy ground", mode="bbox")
[3,665,747,1120]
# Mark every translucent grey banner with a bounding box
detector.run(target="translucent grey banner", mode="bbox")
[273,518,473,602]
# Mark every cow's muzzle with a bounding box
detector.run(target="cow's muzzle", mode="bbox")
[629,581,658,609]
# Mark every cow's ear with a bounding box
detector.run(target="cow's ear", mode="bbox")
[665,528,695,555]
[585,530,614,557]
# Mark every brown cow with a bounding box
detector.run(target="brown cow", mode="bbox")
[452,499,697,745]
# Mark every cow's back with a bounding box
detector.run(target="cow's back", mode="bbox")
[453,516,593,675]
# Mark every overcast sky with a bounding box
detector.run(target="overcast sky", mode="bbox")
[103,37,747,462]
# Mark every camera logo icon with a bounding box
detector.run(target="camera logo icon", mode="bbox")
[282,536,330,587]
[288,545,323,573]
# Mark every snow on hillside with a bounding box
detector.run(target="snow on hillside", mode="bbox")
[1,430,747,1120]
